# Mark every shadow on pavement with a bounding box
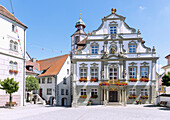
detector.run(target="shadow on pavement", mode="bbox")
[159,108,170,111]
[143,105,158,107]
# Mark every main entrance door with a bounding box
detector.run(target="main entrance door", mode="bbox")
[109,91,118,102]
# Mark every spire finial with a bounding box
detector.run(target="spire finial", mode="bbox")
[111,8,117,14]
[80,10,82,19]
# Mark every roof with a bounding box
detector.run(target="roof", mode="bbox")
[0,5,27,28]
[26,61,40,75]
[37,54,69,77]
[77,37,87,45]
[71,29,87,37]
[75,17,85,28]
[165,54,170,59]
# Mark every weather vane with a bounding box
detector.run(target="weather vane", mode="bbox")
[111,8,117,14]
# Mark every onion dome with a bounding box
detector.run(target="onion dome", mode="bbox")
[75,17,86,28]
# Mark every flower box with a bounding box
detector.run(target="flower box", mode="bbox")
[128,95,137,99]
[88,100,92,105]
[13,70,18,74]
[140,78,149,82]
[9,69,14,73]
[79,77,87,82]
[91,94,98,99]
[129,78,137,82]
[136,100,142,104]
[90,78,98,82]
[115,82,128,86]
[80,95,87,98]
[99,82,110,86]
[140,95,148,99]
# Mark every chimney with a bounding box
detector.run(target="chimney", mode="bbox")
[32,58,36,63]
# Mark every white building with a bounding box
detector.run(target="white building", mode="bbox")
[37,54,72,106]
[0,5,27,106]
[71,9,158,106]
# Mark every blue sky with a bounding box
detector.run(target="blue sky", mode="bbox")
[0,0,170,73]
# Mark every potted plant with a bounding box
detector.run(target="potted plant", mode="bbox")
[129,95,137,99]
[90,78,98,82]
[129,78,137,82]
[79,77,87,82]
[80,95,87,98]
[115,82,128,86]
[99,82,110,86]
[140,78,149,82]
[88,100,92,105]
[9,69,14,73]
[140,95,148,99]
[136,100,142,104]
[13,70,18,74]
[91,94,98,99]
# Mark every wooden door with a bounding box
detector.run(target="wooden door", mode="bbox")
[109,91,118,102]
[40,88,42,97]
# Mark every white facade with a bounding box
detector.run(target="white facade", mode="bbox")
[0,6,27,106]
[71,9,158,106]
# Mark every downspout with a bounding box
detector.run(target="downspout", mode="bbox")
[23,29,26,106]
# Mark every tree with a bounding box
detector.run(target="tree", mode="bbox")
[25,76,39,102]
[162,72,170,86]
[0,78,19,107]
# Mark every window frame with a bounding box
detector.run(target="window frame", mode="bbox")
[140,66,149,79]
[47,88,52,95]
[91,88,97,96]
[109,66,118,80]
[128,66,137,79]
[129,89,136,95]
[90,42,99,54]
[79,67,87,78]
[63,77,67,84]
[90,67,98,79]
[141,89,148,96]
[61,89,64,95]
[9,61,13,70]
[81,89,86,95]
[13,62,18,71]
[42,78,45,84]
[47,77,52,83]
[66,89,68,95]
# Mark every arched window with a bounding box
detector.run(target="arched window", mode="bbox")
[9,61,13,70]
[75,36,79,44]
[91,42,99,54]
[128,41,137,53]
[10,40,13,50]
[13,62,17,71]
[14,42,18,51]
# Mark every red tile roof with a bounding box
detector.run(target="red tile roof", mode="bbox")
[71,30,87,37]
[37,54,69,77]
[165,54,170,59]
[0,5,27,28]
[26,61,40,75]
[77,37,87,45]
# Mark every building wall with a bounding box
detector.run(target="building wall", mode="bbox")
[0,14,26,106]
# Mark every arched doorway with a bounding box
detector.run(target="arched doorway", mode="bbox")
[61,98,67,106]
[49,96,55,105]
[109,88,118,102]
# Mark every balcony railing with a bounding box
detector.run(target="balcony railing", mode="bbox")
[108,79,119,84]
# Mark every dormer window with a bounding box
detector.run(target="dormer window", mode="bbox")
[91,42,99,54]
[110,26,117,34]
[26,65,33,71]
[128,41,137,53]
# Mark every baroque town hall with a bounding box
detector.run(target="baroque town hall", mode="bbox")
[71,9,158,106]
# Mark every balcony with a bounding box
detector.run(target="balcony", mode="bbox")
[108,79,119,84]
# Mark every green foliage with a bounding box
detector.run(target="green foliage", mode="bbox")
[0,78,19,94]
[26,76,39,92]
[162,72,170,86]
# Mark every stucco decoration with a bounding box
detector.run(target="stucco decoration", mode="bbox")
[101,70,104,79]
[128,40,137,46]
[129,62,137,66]
[109,44,117,54]
[123,68,126,78]
[79,63,87,67]
[90,63,98,67]
[118,52,126,58]
[109,63,118,68]
[101,51,109,59]
[140,62,149,66]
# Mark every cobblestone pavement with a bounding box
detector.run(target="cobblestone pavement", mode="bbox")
[0,104,170,120]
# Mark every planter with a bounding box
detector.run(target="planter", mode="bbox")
[13,70,18,74]
[115,82,128,86]
[99,82,110,86]
[90,78,98,82]
[88,100,92,105]
[140,95,148,99]
[136,100,142,104]
[129,95,137,99]
[79,78,87,82]
[9,69,14,73]
[140,78,149,82]
[91,95,98,99]
[129,78,137,82]
[80,95,87,98]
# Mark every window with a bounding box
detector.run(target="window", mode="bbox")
[129,89,136,95]
[91,46,98,54]
[91,89,97,96]
[81,89,86,95]
[141,67,149,78]
[67,69,69,75]
[63,78,67,84]
[141,89,148,96]
[14,42,18,51]
[110,26,117,34]
[10,40,13,50]
[9,61,13,70]
[66,89,68,95]
[129,67,137,79]
[75,36,79,44]
[47,88,52,95]
[47,78,52,83]
[129,44,136,53]
[42,78,45,84]
[12,25,16,32]
[13,62,17,71]
[80,68,87,78]
[39,79,41,84]
[109,67,118,79]
[61,89,64,95]
[91,68,98,79]
[67,61,69,64]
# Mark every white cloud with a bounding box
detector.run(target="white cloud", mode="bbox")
[139,6,145,11]
[156,63,164,75]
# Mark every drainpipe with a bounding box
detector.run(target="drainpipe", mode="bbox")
[23,29,26,106]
